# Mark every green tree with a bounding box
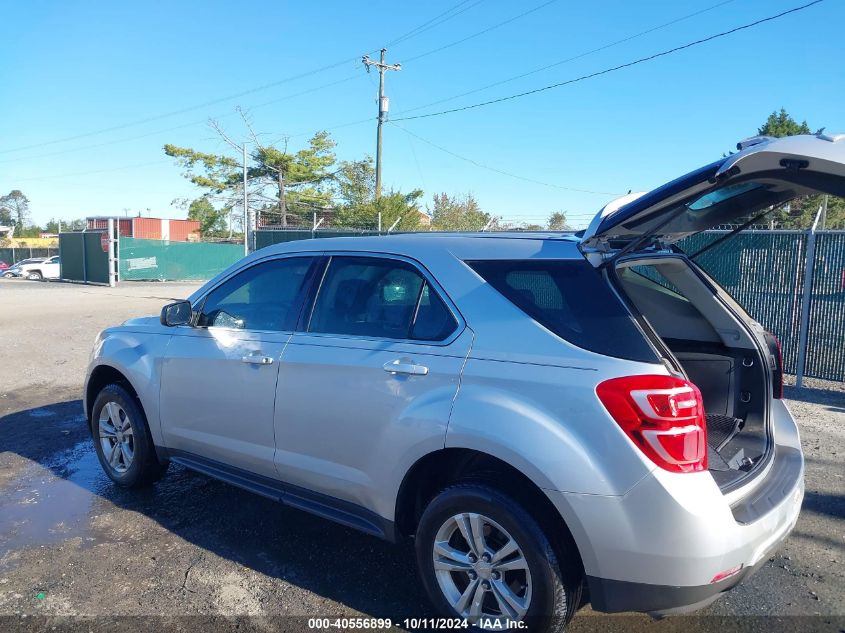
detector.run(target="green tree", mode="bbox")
[336,158,375,210]
[250,131,336,227]
[430,193,491,231]
[753,109,843,228]
[757,108,814,137]
[44,218,84,233]
[547,211,570,231]
[0,190,31,232]
[333,157,422,231]
[187,197,229,236]
[164,145,241,192]
[335,189,423,232]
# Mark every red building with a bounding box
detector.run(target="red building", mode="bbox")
[86,217,200,242]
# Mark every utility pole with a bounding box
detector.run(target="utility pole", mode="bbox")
[820,194,829,230]
[363,48,401,199]
[243,143,250,255]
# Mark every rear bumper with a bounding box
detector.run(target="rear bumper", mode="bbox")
[549,399,804,614]
[585,533,775,614]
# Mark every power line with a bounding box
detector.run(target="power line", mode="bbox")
[392,0,825,121]
[0,60,364,155]
[395,0,736,115]
[0,73,365,165]
[15,160,168,182]
[386,0,485,47]
[0,2,484,156]
[389,121,622,195]
[402,0,559,64]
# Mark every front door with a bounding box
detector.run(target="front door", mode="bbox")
[160,255,318,478]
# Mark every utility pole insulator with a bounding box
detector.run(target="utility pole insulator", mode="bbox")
[363,48,401,200]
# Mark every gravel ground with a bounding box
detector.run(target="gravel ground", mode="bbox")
[0,279,843,632]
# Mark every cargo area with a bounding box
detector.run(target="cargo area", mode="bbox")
[614,256,773,491]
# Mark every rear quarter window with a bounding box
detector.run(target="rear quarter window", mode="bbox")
[467,259,657,362]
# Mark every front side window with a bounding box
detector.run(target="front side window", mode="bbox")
[197,256,315,331]
[308,256,457,341]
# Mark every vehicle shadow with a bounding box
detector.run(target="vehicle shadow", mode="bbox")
[783,384,845,408]
[0,399,433,620]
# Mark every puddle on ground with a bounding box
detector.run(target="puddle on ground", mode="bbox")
[0,442,111,562]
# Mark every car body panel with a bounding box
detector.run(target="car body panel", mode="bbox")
[21,255,60,279]
[274,327,473,519]
[446,356,661,497]
[549,398,802,592]
[581,133,845,248]
[160,325,290,479]
[85,325,172,447]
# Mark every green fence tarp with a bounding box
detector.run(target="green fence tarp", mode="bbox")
[254,229,381,250]
[58,232,109,283]
[804,232,845,381]
[118,237,243,281]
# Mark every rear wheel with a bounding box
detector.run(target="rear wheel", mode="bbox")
[26,271,42,280]
[415,483,580,632]
[91,384,168,487]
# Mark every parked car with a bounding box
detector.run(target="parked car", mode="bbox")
[85,134,843,630]
[0,261,8,270]
[20,255,60,280]
[2,257,45,278]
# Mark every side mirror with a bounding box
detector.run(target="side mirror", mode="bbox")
[160,300,193,327]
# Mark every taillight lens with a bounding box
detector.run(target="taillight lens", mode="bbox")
[596,375,707,473]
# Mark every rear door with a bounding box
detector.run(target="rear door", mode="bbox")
[273,253,471,514]
[160,255,319,478]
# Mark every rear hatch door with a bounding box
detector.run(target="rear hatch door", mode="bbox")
[580,133,845,263]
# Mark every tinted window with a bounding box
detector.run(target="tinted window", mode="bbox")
[468,259,656,362]
[309,257,457,341]
[411,284,457,340]
[198,257,315,331]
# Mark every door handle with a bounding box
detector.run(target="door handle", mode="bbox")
[383,359,428,376]
[242,354,274,365]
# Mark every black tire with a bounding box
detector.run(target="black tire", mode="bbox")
[415,483,581,633]
[27,271,42,280]
[91,383,169,487]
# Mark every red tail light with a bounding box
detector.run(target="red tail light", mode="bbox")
[596,375,707,473]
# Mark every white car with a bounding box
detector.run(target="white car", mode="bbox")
[20,255,60,280]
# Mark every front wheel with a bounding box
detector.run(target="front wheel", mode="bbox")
[415,484,580,632]
[26,271,42,280]
[91,383,169,487]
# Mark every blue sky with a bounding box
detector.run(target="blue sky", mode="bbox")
[1,0,842,229]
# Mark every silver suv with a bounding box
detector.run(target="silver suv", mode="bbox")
[85,134,843,630]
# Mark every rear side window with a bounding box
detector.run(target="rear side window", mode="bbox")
[467,259,656,362]
[309,256,457,341]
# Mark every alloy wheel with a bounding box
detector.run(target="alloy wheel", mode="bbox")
[432,512,532,624]
[98,401,134,473]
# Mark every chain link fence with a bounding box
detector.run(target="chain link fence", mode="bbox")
[679,230,845,382]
